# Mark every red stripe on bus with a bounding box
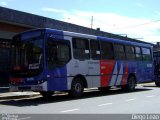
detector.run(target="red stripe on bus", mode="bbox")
[100,60,115,87]
[10,77,23,83]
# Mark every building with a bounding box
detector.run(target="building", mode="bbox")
[0,6,151,86]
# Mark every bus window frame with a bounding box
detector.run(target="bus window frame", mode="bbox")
[135,46,143,61]
[113,43,126,60]
[72,37,90,60]
[100,41,115,60]
[46,37,71,70]
[90,40,101,60]
[141,47,152,61]
[125,45,136,60]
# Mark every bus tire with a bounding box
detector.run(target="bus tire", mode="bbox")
[69,77,84,98]
[40,91,54,98]
[155,82,160,87]
[121,76,136,91]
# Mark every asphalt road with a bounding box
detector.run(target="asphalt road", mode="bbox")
[0,84,160,114]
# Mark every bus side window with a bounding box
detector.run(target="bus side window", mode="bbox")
[47,42,57,69]
[46,39,70,69]
[72,38,90,60]
[57,44,70,64]
[125,45,135,60]
[90,40,100,60]
[142,48,152,61]
[135,47,142,60]
[114,44,125,60]
[100,41,114,60]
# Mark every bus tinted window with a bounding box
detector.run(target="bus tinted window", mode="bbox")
[57,45,70,63]
[100,41,114,60]
[46,39,70,69]
[125,46,135,60]
[90,40,100,60]
[125,46,134,53]
[142,48,152,61]
[72,38,90,60]
[142,48,150,54]
[114,44,125,60]
[135,47,142,60]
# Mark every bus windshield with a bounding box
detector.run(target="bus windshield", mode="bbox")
[12,38,43,77]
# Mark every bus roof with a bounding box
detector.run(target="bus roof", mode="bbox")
[45,28,152,48]
[15,28,153,48]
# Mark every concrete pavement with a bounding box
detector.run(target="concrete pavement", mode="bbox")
[1,84,160,114]
[0,87,40,100]
[0,82,156,100]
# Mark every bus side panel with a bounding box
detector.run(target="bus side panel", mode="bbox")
[127,61,137,81]
[46,31,68,91]
[99,60,131,87]
[66,59,77,90]
[154,53,160,81]
[108,61,129,86]
[100,60,115,87]
[146,61,154,81]
[115,61,126,86]
[47,66,68,91]
[88,60,100,88]
[137,61,154,83]
[121,63,129,85]
[66,59,96,89]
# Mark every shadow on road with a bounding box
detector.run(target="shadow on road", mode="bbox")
[0,87,152,107]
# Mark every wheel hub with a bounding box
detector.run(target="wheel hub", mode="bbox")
[75,83,82,92]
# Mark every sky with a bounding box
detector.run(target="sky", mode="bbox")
[0,0,160,43]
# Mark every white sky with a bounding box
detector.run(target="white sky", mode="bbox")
[1,0,160,43]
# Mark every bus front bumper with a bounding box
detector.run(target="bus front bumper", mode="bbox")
[9,81,48,92]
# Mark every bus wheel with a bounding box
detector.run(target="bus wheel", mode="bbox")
[121,76,136,91]
[155,82,160,87]
[69,77,84,98]
[40,91,54,98]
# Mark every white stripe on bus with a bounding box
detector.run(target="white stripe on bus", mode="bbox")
[116,63,123,85]
[109,62,118,86]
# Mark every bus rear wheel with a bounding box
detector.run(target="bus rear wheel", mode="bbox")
[69,77,84,98]
[121,76,136,91]
[40,91,54,98]
[155,82,160,87]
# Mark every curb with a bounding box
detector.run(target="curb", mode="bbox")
[138,82,155,86]
[0,93,40,100]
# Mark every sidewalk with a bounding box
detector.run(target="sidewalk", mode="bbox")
[0,88,40,100]
[0,82,156,100]
[138,82,155,86]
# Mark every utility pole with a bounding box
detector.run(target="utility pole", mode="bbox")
[91,16,93,29]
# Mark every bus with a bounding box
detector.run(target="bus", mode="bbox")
[153,50,160,86]
[0,38,12,87]
[9,28,154,98]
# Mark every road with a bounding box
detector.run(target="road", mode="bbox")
[0,84,160,114]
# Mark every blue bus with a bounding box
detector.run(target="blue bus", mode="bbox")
[0,39,12,87]
[10,28,154,98]
[153,50,160,86]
